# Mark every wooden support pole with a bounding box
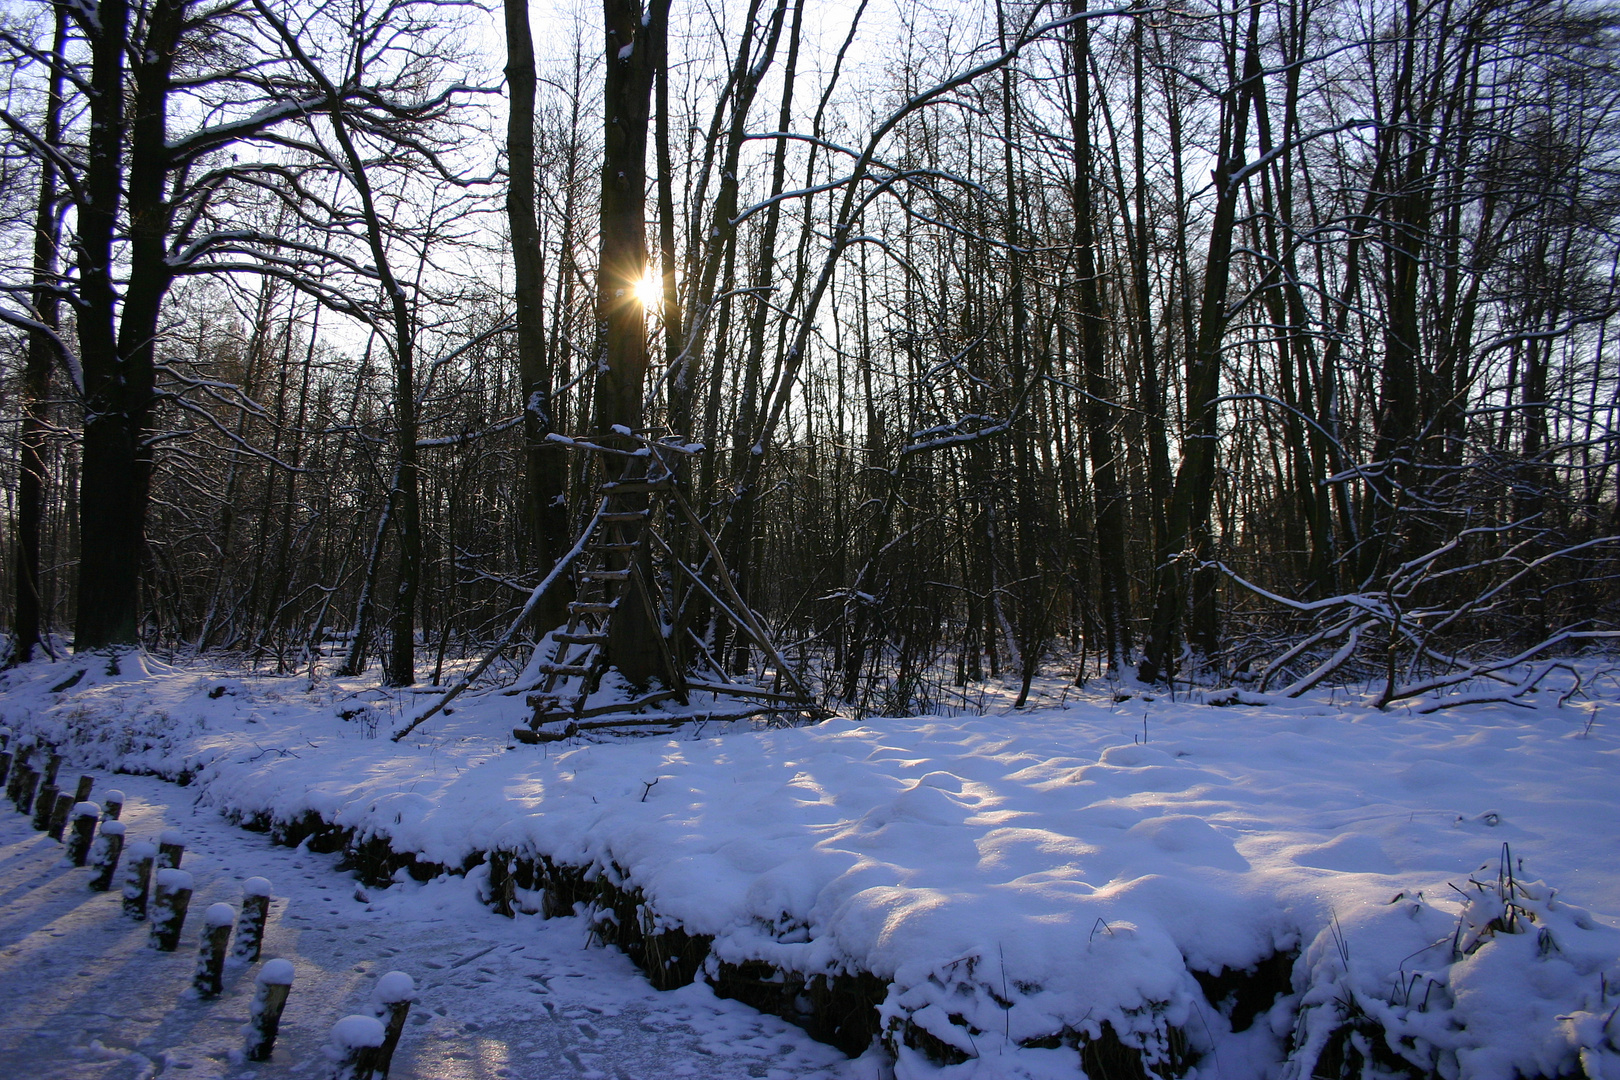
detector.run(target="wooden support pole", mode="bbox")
[123,841,156,918]
[101,789,125,820]
[31,777,58,829]
[233,877,272,962]
[244,959,295,1061]
[193,903,234,997]
[0,749,11,790]
[31,751,61,829]
[486,851,514,917]
[47,791,73,840]
[158,829,184,869]
[14,766,39,816]
[65,801,99,865]
[326,1015,386,1080]
[88,820,126,890]
[8,744,34,804]
[72,774,93,803]
[370,971,416,1079]
[149,868,194,950]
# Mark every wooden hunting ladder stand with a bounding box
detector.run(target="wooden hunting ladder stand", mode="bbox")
[510,430,819,742]
[395,430,820,744]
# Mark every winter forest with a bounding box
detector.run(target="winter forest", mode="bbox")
[2,2,1620,1077]
[2,0,1618,709]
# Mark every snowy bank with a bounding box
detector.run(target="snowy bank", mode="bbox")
[2,653,1618,1079]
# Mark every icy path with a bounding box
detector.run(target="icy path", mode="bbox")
[0,770,863,1080]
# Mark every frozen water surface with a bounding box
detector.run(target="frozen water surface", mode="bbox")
[0,770,861,1079]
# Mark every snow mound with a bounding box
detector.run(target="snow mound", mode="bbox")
[372,971,415,1004]
[154,868,193,891]
[326,1014,386,1050]
[3,656,1619,1078]
[257,958,295,986]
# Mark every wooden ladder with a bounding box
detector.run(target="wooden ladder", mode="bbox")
[513,472,685,743]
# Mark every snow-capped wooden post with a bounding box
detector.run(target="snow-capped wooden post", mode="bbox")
[123,840,156,918]
[370,971,416,1078]
[30,749,61,829]
[7,743,34,805]
[243,958,295,1061]
[0,730,12,788]
[14,765,39,816]
[233,877,273,962]
[47,791,73,839]
[150,868,194,950]
[326,1014,386,1080]
[88,820,126,890]
[157,829,185,869]
[487,850,515,917]
[65,801,100,865]
[193,903,235,997]
[101,789,125,821]
[31,777,57,829]
[72,774,93,803]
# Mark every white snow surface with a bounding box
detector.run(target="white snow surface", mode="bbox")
[328,1013,386,1048]
[1,654,1618,1079]
[374,970,417,1004]
[0,766,859,1079]
[206,902,237,927]
[257,958,296,986]
[156,867,194,891]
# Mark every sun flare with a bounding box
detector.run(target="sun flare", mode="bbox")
[633,269,663,309]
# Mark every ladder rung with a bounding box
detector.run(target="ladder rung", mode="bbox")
[600,479,672,494]
[538,663,592,677]
[600,511,649,523]
[582,569,631,581]
[569,601,618,614]
[555,632,607,645]
[593,542,639,552]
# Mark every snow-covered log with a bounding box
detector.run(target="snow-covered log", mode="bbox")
[232,877,272,962]
[87,819,125,890]
[149,868,194,951]
[64,801,99,865]
[192,903,234,997]
[243,959,295,1061]
[122,841,156,919]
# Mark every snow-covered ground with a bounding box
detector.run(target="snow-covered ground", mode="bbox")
[1,652,1618,1080]
[0,768,860,1079]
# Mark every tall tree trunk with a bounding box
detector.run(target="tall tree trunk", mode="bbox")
[595,0,662,687]
[12,2,67,663]
[506,0,572,633]
[1071,0,1131,674]
[1141,1,1261,683]
[1132,14,1173,616]
[721,0,803,674]
[77,0,184,651]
